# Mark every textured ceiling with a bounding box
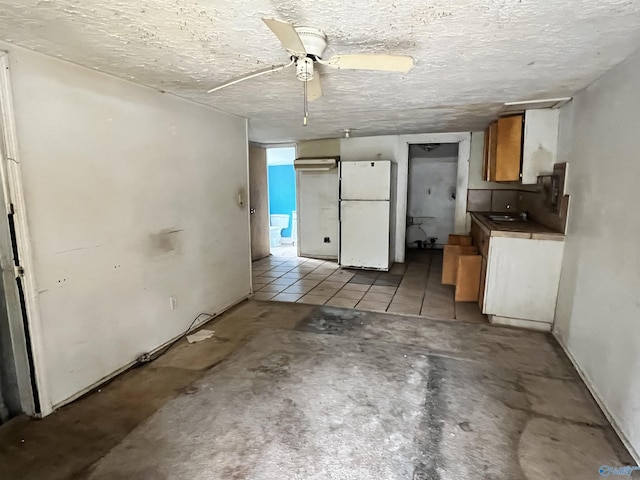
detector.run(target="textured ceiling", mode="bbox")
[2,0,640,143]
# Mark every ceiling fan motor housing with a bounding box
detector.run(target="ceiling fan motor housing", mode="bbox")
[296,57,315,81]
[294,26,328,59]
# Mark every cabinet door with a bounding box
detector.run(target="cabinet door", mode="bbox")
[478,256,487,311]
[521,109,559,184]
[483,127,490,181]
[491,114,523,182]
[484,237,564,322]
[483,122,497,181]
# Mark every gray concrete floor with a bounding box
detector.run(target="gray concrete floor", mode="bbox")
[0,300,637,479]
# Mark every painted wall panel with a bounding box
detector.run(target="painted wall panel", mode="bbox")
[5,43,250,408]
[296,139,339,258]
[554,49,640,460]
[297,171,339,259]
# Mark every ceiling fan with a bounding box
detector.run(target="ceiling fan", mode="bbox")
[207,18,415,126]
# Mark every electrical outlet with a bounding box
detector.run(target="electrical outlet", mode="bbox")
[169,296,177,310]
[324,237,331,243]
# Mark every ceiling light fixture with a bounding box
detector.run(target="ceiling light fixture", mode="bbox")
[343,129,351,138]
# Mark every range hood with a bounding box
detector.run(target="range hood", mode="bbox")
[293,157,338,171]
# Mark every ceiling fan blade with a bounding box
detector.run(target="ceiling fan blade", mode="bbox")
[323,54,414,72]
[307,74,323,101]
[262,18,306,55]
[207,61,294,93]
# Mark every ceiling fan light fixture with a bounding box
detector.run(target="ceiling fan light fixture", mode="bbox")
[207,17,415,129]
[296,57,314,81]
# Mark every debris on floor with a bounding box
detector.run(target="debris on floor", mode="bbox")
[186,329,215,344]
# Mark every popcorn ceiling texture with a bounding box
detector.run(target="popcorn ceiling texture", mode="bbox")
[2,0,640,142]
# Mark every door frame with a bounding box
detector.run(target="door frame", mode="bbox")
[396,133,471,263]
[0,52,48,416]
[248,143,271,262]
[257,142,298,255]
[405,143,462,251]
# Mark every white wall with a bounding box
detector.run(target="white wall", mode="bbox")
[266,147,295,166]
[297,139,339,259]
[407,144,458,247]
[554,49,640,461]
[4,43,250,410]
[297,172,339,259]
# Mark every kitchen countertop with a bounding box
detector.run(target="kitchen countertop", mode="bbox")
[471,212,565,241]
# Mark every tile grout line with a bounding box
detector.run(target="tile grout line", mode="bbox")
[254,257,328,297]
[258,252,436,315]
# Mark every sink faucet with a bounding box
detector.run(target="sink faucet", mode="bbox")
[506,204,511,210]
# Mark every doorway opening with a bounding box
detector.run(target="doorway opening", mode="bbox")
[0,51,38,420]
[266,147,297,256]
[405,143,459,256]
[399,141,483,322]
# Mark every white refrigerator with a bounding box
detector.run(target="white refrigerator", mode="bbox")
[339,160,392,271]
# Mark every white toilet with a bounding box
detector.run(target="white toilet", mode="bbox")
[269,214,290,247]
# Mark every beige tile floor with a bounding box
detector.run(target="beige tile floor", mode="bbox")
[252,249,487,323]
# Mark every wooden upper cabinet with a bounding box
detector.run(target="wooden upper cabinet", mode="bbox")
[482,109,559,184]
[483,122,497,181]
[493,114,523,182]
[482,116,522,182]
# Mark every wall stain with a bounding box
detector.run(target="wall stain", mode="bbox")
[148,228,183,255]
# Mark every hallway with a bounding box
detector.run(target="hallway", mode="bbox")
[0,300,633,479]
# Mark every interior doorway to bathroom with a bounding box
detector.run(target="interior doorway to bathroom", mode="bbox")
[266,147,297,256]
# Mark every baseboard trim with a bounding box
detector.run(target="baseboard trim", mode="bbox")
[553,332,640,465]
[298,253,338,261]
[49,293,251,413]
[489,315,552,332]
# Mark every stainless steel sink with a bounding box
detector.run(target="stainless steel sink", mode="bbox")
[488,214,526,222]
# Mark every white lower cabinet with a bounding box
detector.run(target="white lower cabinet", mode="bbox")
[482,236,565,331]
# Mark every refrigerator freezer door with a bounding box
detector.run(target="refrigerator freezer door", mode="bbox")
[340,200,390,270]
[340,160,391,200]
